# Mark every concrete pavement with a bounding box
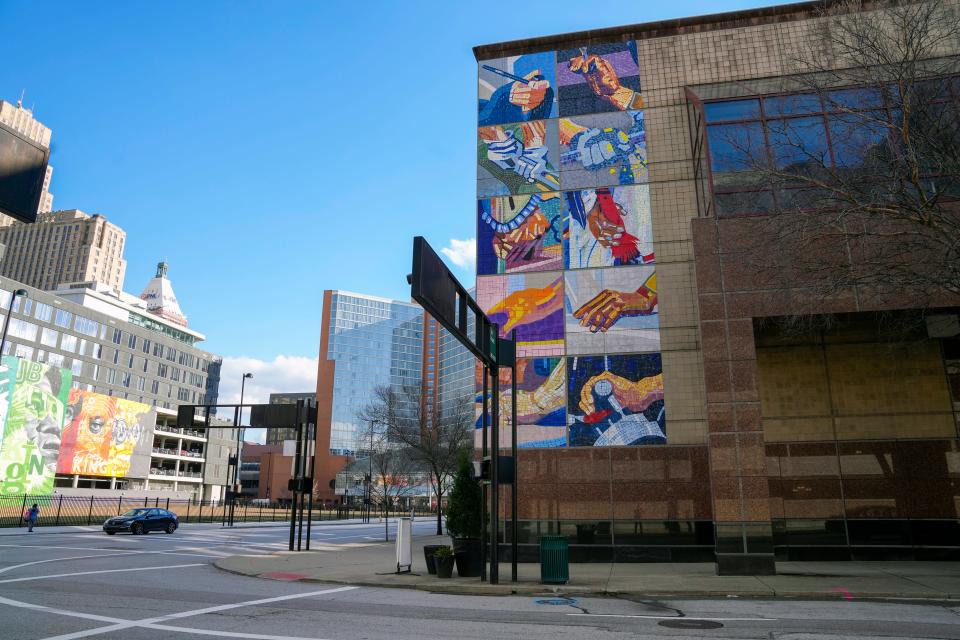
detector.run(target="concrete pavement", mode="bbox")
[215,533,960,601]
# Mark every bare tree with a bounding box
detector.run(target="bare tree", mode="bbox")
[353,420,426,539]
[359,385,472,535]
[713,0,960,321]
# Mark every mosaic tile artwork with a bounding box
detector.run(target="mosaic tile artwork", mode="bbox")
[478,120,560,197]
[564,185,654,269]
[476,272,564,357]
[559,110,647,189]
[477,193,563,275]
[566,353,665,447]
[473,358,567,448]
[479,52,558,125]
[565,266,659,355]
[557,42,642,117]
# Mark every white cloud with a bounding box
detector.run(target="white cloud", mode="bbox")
[217,354,318,444]
[440,238,476,271]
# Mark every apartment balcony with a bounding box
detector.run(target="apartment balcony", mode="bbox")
[176,471,203,483]
[154,424,207,442]
[148,468,177,478]
[150,447,205,462]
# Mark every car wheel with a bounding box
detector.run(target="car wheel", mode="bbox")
[164,523,176,534]
[131,522,144,535]
[106,531,116,535]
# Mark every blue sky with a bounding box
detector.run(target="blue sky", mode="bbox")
[1,0,774,403]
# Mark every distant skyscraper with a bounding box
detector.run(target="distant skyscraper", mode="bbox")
[0,209,127,291]
[266,392,316,445]
[0,98,54,215]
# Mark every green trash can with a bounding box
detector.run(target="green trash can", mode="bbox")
[539,535,569,584]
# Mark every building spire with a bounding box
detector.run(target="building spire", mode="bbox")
[156,261,168,278]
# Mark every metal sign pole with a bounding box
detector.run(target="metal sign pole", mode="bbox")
[480,363,489,583]
[511,329,518,583]
[490,347,500,586]
[289,410,303,551]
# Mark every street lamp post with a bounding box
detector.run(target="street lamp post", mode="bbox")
[228,372,253,526]
[0,289,28,359]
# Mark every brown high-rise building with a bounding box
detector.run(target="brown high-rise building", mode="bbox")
[0,209,127,291]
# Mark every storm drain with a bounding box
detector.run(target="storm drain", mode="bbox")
[658,619,724,630]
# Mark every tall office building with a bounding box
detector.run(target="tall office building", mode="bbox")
[473,1,960,572]
[314,291,423,501]
[0,209,127,291]
[0,98,53,215]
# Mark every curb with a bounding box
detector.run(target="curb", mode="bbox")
[211,559,960,603]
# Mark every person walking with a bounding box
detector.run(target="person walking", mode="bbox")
[25,503,39,532]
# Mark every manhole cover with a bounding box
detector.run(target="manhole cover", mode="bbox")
[534,598,577,606]
[658,619,724,630]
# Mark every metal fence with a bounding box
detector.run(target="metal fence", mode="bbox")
[0,495,435,528]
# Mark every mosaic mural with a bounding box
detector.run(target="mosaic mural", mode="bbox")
[477,272,564,357]
[477,192,563,275]
[567,354,665,447]
[478,121,560,197]
[474,357,567,448]
[475,40,665,448]
[564,266,659,355]
[559,110,647,189]
[479,52,558,125]
[557,43,642,116]
[564,185,654,269]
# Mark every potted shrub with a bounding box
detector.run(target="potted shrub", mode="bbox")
[445,455,483,577]
[433,546,455,579]
[423,544,445,575]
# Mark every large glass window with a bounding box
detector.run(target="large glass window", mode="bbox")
[73,316,99,337]
[60,334,78,353]
[34,302,52,323]
[40,328,58,348]
[54,309,72,329]
[9,319,38,341]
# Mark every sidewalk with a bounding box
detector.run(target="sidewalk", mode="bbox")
[215,535,960,600]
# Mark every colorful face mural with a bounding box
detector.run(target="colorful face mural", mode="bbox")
[57,390,154,478]
[479,52,558,125]
[477,272,564,357]
[564,266,659,355]
[567,354,665,447]
[477,121,560,197]
[564,185,654,269]
[557,43,642,116]
[0,358,71,495]
[477,192,563,275]
[559,110,647,189]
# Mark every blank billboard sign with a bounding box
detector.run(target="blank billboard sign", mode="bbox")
[0,121,49,224]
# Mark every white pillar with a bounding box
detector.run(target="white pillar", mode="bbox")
[71,474,79,488]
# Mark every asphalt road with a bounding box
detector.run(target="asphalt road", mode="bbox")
[2,520,960,640]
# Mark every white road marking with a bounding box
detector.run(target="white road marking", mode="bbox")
[566,613,779,621]
[30,585,359,640]
[0,563,204,584]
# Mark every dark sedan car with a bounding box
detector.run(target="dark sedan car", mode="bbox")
[103,508,178,535]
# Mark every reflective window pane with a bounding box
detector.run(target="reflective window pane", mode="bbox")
[765,93,822,117]
[827,111,891,170]
[707,122,766,187]
[826,87,883,111]
[704,99,761,122]
[767,116,830,175]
